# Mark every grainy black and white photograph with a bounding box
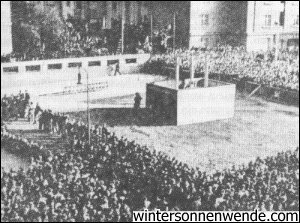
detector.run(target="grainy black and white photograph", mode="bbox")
[1,1,299,222]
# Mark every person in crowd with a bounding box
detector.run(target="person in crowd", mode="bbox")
[34,103,42,124]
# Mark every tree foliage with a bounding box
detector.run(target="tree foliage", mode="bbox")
[11,2,64,57]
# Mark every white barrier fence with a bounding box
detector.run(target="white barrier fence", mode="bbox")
[1,54,151,75]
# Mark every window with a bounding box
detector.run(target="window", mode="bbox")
[200,14,209,26]
[113,2,117,11]
[103,1,107,15]
[77,1,82,10]
[91,9,98,19]
[88,61,101,67]
[66,1,70,7]
[46,1,55,6]
[26,65,41,72]
[102,16,107,29]
[107,60,119,65]
[294,15,299,25]
[68,62,82,68]
[3,66,18,73]
[279,12,285,26]
[125,58,137,64]
[264,15,272,26]
[48,64,62,70]
[143,15,148,22]
[125,1,130,24]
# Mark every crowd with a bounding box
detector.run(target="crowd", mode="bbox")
[1,91,30,121]
[1,93,299,222]
[1,18,152,63]
[143,46,299,90]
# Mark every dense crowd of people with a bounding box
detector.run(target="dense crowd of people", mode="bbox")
[143,46,299,90]
[1,18,153,63]
[1,91,31,121]
[1,93,299,221]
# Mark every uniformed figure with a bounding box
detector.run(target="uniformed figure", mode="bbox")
[77,67,82,85]
[134,93,142,110]
[114,62,121,76]
[133,93,142,118]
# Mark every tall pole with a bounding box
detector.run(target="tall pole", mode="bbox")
[150,14,153,45]
[204,53,209,88]
[190,55,194,81]
[84,68,91,144]
[173,12,176,51]
[274,23,280,61]
[121,1,125,54]
[176,57,181,90]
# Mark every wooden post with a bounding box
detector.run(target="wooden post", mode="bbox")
[190,56,194,81]
[150,14,153,44]
[204,54,209,88]
[121,1,125,54]
[274,23,280,61]
[173,12,176,51]
[176,57,181,90]
[83,68,91,145]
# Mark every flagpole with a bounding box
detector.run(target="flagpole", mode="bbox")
[83,68,91,144]
[150,14,153,45]
[173,12,176,51]
[121,1,125,54]
[204,53,209,88]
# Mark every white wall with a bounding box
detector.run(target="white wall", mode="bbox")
[1,54,151,76]
[177,82,236,125]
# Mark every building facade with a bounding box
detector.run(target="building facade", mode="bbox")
[1,1,13,55]
[189,1,248,48]
[246,1,299,51]
[189,1,299,51]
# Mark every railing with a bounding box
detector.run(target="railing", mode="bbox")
[1,54,151,74]
[39,81,109,96]
[158,67,299,105]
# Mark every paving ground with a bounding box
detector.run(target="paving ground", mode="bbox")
[69,93,299,173]
[1,72,299,173]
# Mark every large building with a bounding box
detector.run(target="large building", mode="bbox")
[189,1,299,51]
[1,1,13,55]
[246,1,299,51]
[189,1,248,48]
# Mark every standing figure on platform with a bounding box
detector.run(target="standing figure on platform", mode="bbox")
[133,93,142,119]
[77,67,82,85]
[34,103,42,124]
[114,61,121,76]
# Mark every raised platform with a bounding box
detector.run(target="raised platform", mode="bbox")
[146,79,236,125]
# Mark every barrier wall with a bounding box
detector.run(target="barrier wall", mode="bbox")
[146,80,236,125]
[177,80,236,125]
[1,54,151,75]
